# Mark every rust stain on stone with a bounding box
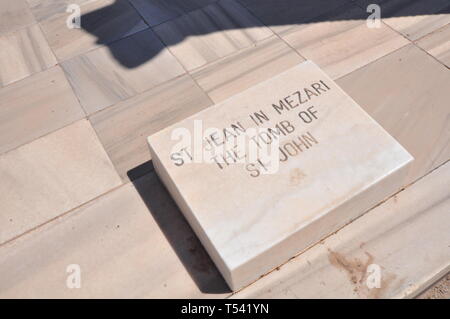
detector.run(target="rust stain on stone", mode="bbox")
[327,249,397,298]
[328,249,373,285]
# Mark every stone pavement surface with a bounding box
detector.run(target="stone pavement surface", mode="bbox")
[0,0,448,298]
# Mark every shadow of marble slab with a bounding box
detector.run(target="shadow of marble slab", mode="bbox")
[60,0,450,70]
[128,0,218,26]
[38,0,148,61]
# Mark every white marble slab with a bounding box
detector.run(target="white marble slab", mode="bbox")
[147,61,414,290]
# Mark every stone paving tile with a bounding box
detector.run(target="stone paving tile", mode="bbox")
[337,44,450,184]
[415,24,450,68]
[356,0,450,40]
[129,0,218,26]
[238,0,350,34]
[27,0,92,22]
[39,0,148,61]
[191,36,304,103]
[0,66,84,155]
[0,119,122,245]
[0,24,57,87]
[278,3,410,79]
[154,0,273,71]
[0,0,36,35]
[0,172,229,298]
[61,29,185,115]
[90,75,213,182]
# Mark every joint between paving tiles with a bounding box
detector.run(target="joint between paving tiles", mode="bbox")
[0,181,125,249]
[413,22,450,42]
[411,27,450,70]
[0,116,85,157]
[0,0,37,38]
[234,0,307,62]
[334,42,410,81]
[350,0,450,70]
[126,0,221,29]
[0,23,57,88]
[385,23,449,70]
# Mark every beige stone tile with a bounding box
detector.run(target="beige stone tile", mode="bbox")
[415,24,450,68]
[27,0,92,22]
[61,29,185,115]
[191,36,305,103]
[337,44,450,183]
[39,0,148,61]
[234,161,450,298]
[0,173,230,298]
[90,75,213,182]
[0,24,57,87]
[0,0,35,35]
[154,0,273,71]
[0,120,122,245]
[356,0,450,40]
[0,66,84,155]
[239,0,349,34]
[279,3,410,79]
[129,0,217,26]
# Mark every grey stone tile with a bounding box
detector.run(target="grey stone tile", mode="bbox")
[129,0,218,26]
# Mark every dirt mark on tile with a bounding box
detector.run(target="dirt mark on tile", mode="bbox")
[327,249,398,298]
[289,168,306,186]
